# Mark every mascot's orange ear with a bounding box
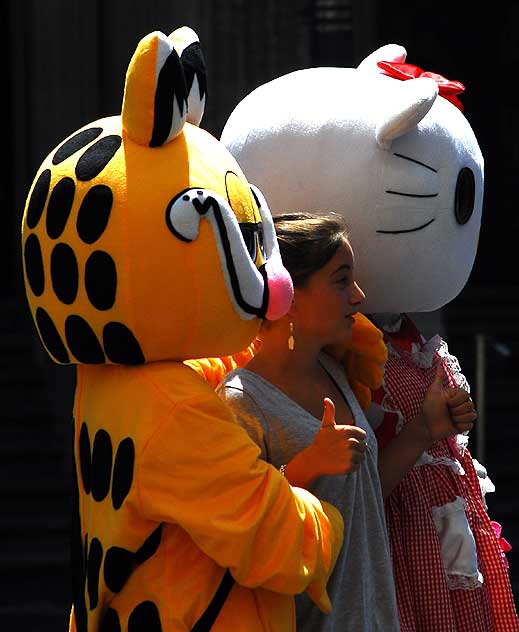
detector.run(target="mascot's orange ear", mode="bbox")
[122,31,188,146]
[169,26,207,127]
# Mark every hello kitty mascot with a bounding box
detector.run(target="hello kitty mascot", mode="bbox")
[221,44,518,631]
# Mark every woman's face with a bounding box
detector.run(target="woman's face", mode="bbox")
[293,239,365,345]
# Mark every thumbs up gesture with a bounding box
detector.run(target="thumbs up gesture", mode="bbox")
[307,398,368,477]
[282,398,368,488]
[419,363,477,445]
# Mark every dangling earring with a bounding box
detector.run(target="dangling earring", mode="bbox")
[288,322,295,351]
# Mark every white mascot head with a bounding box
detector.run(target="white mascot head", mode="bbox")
[221,44,483,314]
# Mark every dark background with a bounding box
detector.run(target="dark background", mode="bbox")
[2,1,518,629]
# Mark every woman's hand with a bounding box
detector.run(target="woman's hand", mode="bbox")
[415,363,477,446]
[310,398,368,475]
[378,362,477,499]
[284,398,367,488]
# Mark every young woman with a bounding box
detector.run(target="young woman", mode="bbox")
[217,213,476,631]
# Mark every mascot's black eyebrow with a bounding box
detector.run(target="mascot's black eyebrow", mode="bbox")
[393,152,438,173]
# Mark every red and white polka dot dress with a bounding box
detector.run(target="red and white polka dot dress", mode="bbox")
[369,316,518,632]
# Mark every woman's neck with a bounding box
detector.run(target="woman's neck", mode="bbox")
[247,327,324,384]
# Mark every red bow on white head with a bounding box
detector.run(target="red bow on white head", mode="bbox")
[377,61,465,111]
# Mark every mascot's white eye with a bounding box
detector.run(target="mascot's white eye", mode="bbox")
[454,167,475,225]
[165,188,217,242]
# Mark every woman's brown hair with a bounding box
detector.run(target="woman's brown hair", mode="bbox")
[273,212,349,288]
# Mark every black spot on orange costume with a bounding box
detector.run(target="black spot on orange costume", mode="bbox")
[21,26,344,631]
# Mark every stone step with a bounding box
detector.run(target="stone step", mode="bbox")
[0,296,34,324]
[0,604,70,632]
[446,319,519,337]
[0,333,37,365]
[0,532,69,571]
[486,429,519,448]
[445,287,519,336]
[0,365,48,387]
[447,286,519,308]
[0,509,69,534]
[0,413,57,434]
[0,418,65,445]
[482,454,519,485]
[2,566,71,603]
[2,394,53,419]
[0,462,69,497]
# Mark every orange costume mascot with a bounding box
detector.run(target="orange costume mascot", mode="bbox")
[21,27,344,632]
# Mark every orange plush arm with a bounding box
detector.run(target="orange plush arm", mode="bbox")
[328,313,388,410]
[138,391,344,612]
[184,340,260,389]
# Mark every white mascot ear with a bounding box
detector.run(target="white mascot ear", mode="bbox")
[357,44,407,72]
[169,26,207,126]
[375,77,438,150]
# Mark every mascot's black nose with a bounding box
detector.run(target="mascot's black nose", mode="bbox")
[454,167,475,225]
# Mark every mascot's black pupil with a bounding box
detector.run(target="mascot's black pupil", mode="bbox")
[454,167,475,225]
[240,223,265,260]
[258,230,266,259]
[240,226,256,259]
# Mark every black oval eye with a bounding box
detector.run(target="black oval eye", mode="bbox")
[454,167,475,225]
[239,224,257,260]
[257,225,266,259]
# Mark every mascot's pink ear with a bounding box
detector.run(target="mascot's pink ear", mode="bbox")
[375,77,438,149]
[357,44,407,72]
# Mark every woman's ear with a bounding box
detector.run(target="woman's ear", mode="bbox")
[287,298,297,319]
